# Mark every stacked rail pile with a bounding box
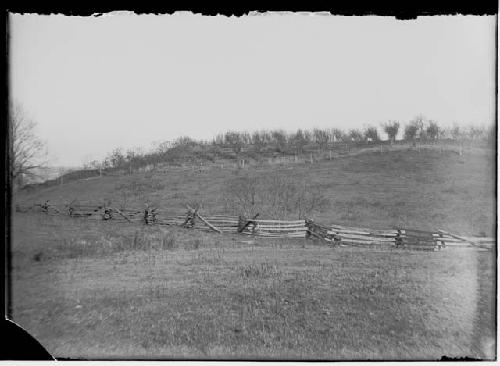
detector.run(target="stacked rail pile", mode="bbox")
[240,219,307,238]
[306,220,398,246]
[398,229,442,251]
[327,224,399,246]
[434,230,495,250]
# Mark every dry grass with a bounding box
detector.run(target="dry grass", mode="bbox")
[10,213,495,360]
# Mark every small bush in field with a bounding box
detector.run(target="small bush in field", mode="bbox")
[192,237,202,250]
[132,230,142,249]
[161,231,177,250]
[239,262,279,278]
[32,251,44,262]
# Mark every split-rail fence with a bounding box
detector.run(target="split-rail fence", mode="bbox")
[16,201,495,252]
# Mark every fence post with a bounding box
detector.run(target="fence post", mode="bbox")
[396,229,403,247]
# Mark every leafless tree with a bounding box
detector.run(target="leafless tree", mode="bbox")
[10,102,47,186]
[382,121,400,143]
[270,130,288,153]
[349,129,365,142]
[313,128,330,150]
[465,125,484,141]
[450,124,462,140]
[291,129,309,154]
[224,131,245,154]
[364,126,379,142]
[251,131,267,152]
[426,120,440,140]
[222,173,329,219]
[405,115,426,141]
[331,128,344,143]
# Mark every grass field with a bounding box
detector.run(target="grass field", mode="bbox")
[10,146,496,360]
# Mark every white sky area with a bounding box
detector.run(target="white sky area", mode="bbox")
[9,13,496,167]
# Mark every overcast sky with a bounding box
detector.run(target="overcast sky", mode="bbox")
[9,13,496,167]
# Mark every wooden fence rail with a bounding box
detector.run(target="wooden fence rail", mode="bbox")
[15,202,495,251]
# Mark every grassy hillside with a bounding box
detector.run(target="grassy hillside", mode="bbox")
[10,145,496,359]
[16,147,495,236]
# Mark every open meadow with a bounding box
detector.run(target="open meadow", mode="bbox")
[10,146,496,360]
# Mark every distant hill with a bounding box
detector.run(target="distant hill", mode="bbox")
[25,166,78,184]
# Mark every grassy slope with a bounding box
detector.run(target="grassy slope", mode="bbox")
[17,147,496,236]
[10,146,496,359]
[11,214,495,359]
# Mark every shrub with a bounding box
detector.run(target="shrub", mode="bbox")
[192,238,203,250]
[239,262,279,278]
[161,231,177,250]
[222,172,329,219]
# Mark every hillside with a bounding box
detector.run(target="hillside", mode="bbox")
[15,146,495,237]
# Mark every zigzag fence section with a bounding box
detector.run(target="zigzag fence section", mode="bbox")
[16,201,495,252]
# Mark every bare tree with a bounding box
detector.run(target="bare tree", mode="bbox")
[405,115,426,141]
[224,131,244,155]
[364,126,379,142]
[382,121,400,143]
[251,131,267,152]
[349,129,365,142]
[331,128,344,142]
[450,124,461,140]
[271,130,288,153]
[313,128,330,150]
[404,116,425,141]
[426,120,440,140]
[222,173,329,219]
[291,129,308,154]
[10,102,47,186]
[466,125,484,141]
[212,133,224,147]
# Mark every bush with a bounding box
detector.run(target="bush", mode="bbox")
[222,172,329,219]
[161,231,177,250]
[239,262,279,278]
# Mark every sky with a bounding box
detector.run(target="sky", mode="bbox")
[9,13,496,167]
